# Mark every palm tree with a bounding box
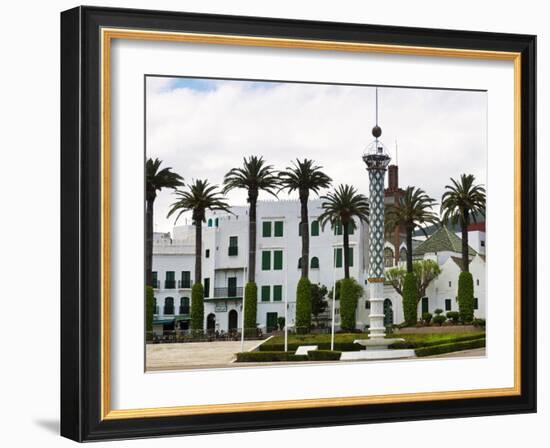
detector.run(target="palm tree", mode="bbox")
[279,159,332,279]
[223,156,279,283]
[385,186,439,273]
[167,179,231,286]
[318,184,370,279]
[441,174,486,272]
[145,158,183,287]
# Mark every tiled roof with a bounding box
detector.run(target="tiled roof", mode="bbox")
[413,226,477,256]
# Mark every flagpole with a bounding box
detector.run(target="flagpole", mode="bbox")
[241,217,248,353]
[331,247,336,351]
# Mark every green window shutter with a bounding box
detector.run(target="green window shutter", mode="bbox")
[297,257,302,269]
[421,297,429,314]
[348,247,354,267]
[262,251,271,270]
[273,285,282,301]
[310,257,319,269]
[335,248,342,268]
[445,299,452,311]
[474,298,479,309]
[311,220,319,236]
[274,221,284,237]
[347,222,354,235]
[152,271,158,288]
[262,221,272,237]
[334,222,342,235]
[273,250,283,270]
[261,285,271,302]
[204,278,210,298]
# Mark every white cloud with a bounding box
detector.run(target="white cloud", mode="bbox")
[146,78,486,233]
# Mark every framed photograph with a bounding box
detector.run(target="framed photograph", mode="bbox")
[60,6,536,441]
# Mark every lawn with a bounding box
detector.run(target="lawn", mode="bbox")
[259,331,486,352]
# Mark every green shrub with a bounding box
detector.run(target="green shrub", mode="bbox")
[473,318,486,328]
[422,312,433,325]
[339,278,361,331]
[145,286,154,341]
[277,316,286,331]
[260,341,362,352]
[244,282,258,337]
[415,337,486,357]
[307,350,342,361]
[235,351,308,362]
[458,272,475,323]
[295,278,312,334]
[446,311,460,323]
[191,283,204,332]
[402,272,418,325]
[432,315,446,326]
[434,308,443,316]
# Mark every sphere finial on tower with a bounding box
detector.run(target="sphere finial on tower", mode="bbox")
[372,125,382,138]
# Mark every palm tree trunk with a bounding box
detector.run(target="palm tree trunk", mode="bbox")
[406,223,413,273]
[145,199,154,287]
[461,213,470,272]
[300,190,309,279]
[248,191,258,283]
[195,219,202,285]
[343,223,350,279]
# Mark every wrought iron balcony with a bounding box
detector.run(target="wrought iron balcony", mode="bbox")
[179,306,190,315]
[178,280,193,289]
[164,280,176,289]
[213,286,243,298]
[152,280,160,289]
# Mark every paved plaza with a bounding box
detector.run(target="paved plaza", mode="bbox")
[146,340,260,371]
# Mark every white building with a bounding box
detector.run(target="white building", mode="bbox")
[152,201,486,335]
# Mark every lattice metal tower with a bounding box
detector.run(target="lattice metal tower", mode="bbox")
[362,88,391,340]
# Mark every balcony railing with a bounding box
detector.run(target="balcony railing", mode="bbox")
[228,246,238,256]
[213,286,243,298]
[178,280,193,289]
[164,280,176,289]
[152,280,160,289]
[179,306,190,315]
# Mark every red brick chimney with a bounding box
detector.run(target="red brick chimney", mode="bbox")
[388,164,398,191]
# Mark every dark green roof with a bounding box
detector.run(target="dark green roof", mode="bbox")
[413,226,476,256]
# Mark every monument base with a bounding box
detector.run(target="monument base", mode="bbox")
[353,338,405,350]
[340,349,416,361]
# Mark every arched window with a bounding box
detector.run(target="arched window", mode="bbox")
[400,247,407,262]
[384,247,394,267]
[311,220,319,236]
[310,256,319,269]
[297,257,303,269]
[179,297,190,314]
[164,297,174,315]
[207,218,213,227]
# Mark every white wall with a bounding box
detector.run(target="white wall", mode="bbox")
[2,1,546,447]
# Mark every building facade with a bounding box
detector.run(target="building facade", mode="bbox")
[151,169,486,335]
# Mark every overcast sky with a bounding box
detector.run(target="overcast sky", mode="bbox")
[146,76,487,233]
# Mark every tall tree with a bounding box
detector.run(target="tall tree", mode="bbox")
[318,184,370,279]
[223,156,279,283]
[385,186,439,273]
[440,174,486,272]
[167,179,231,291]
[279,159,332,278]
[145,158,183,287]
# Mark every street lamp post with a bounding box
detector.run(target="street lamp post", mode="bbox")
[362,88,391,342]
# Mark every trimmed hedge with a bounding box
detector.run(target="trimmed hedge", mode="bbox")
[235,351,308,362]
[458,271,474,323]
[390,333,485,349]
[190,283,204,332]
[339,278,360,331]
[259,341,362,352]
[402,272,418,325]
[295,278,312,334]
[307,350,342,361]
[415,337,486,357]
[244,282,258,337]
[145,286,154,341]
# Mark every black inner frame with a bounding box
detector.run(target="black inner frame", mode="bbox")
[61,6,536,442]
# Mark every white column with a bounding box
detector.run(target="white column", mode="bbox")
[368,282,385,339]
